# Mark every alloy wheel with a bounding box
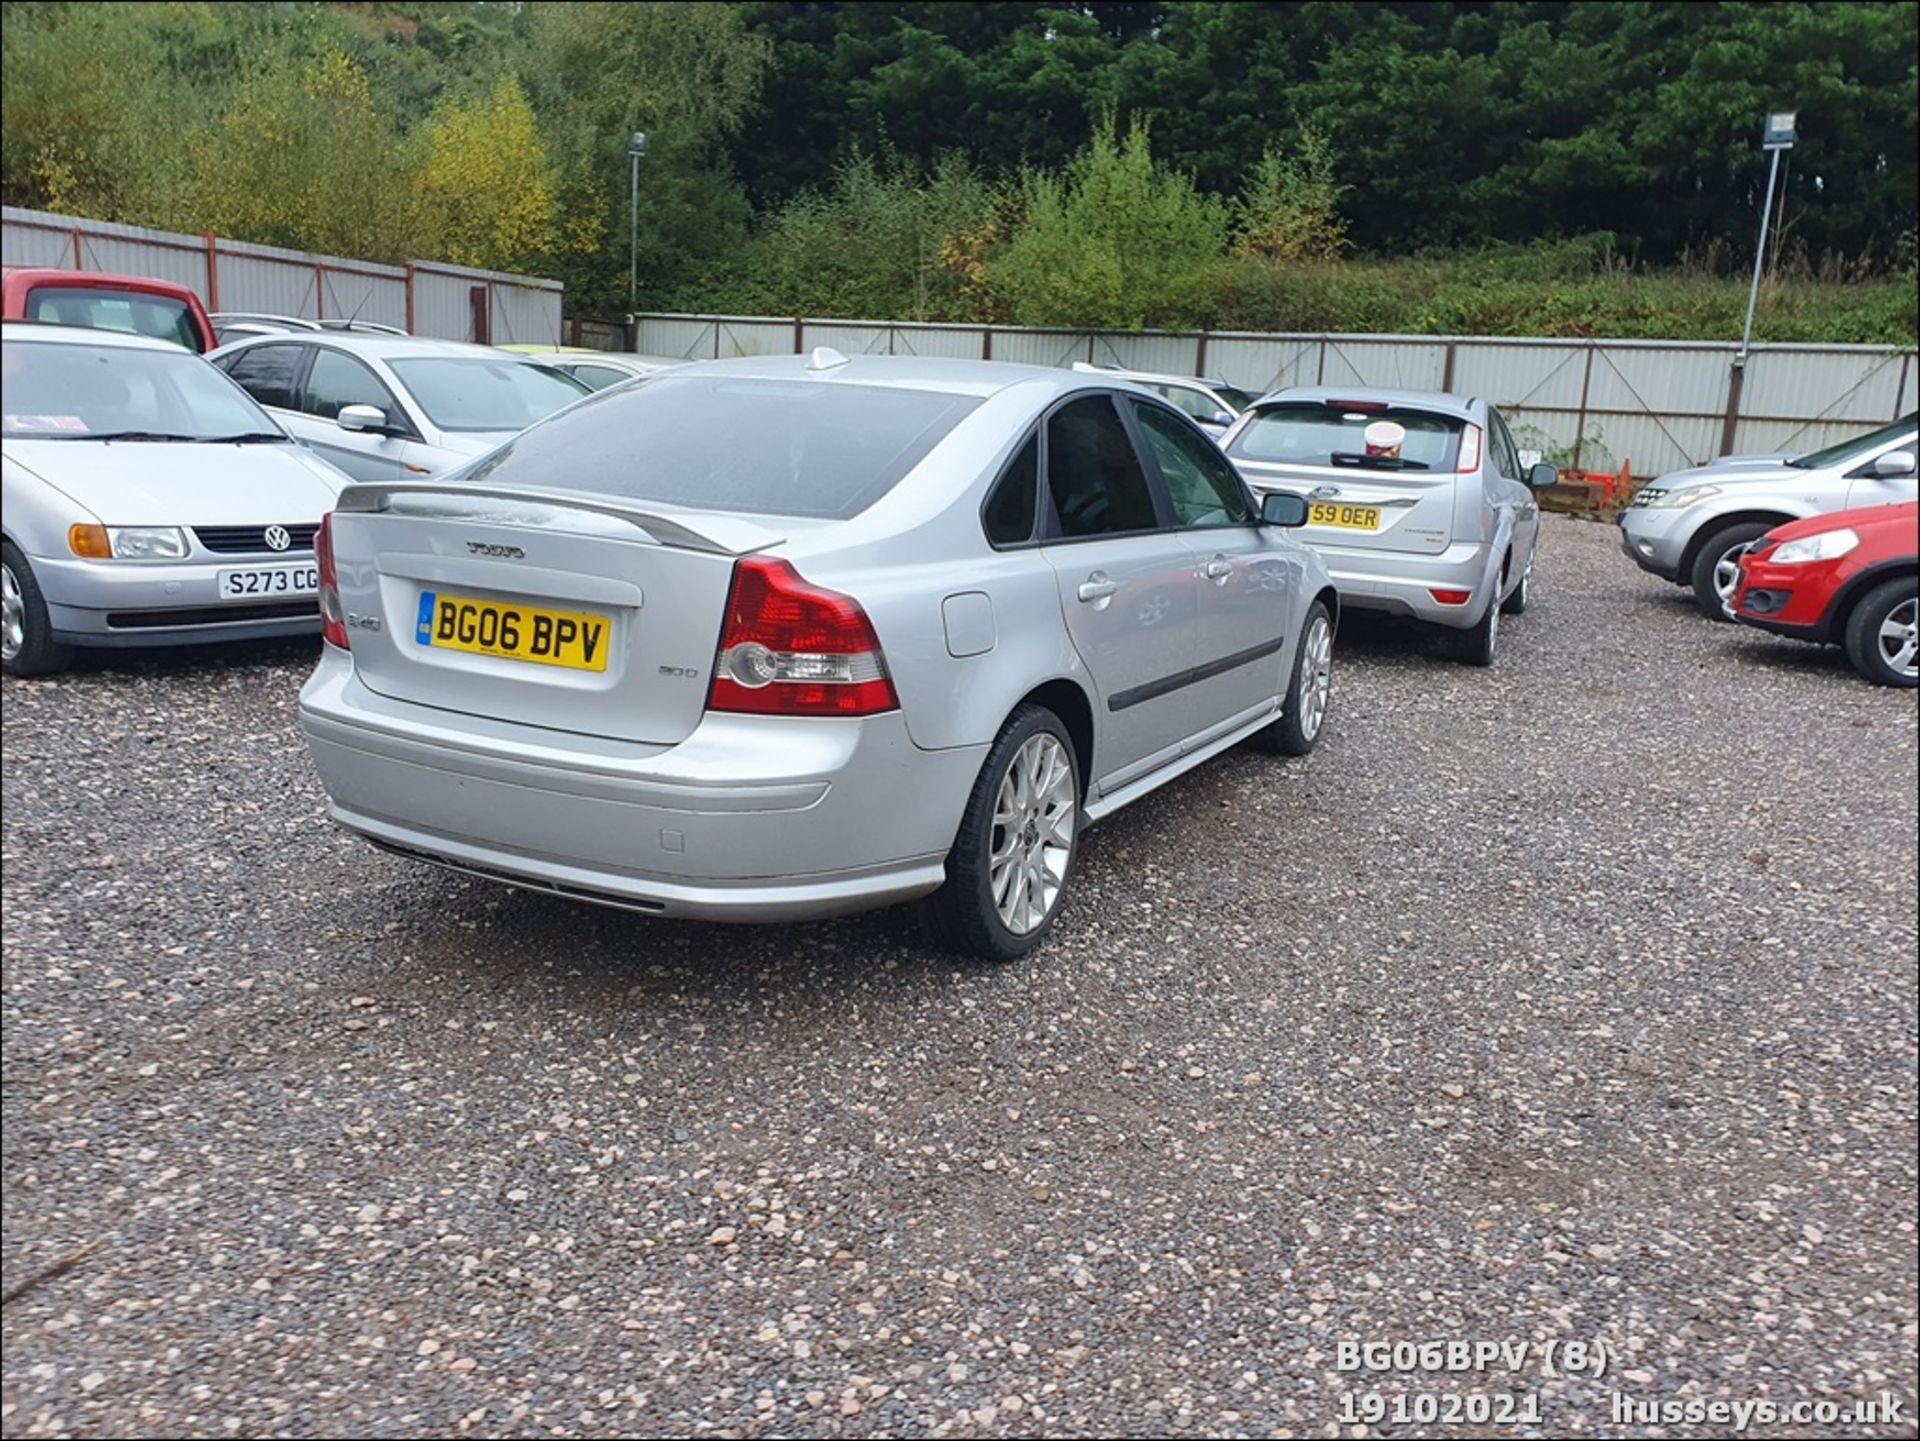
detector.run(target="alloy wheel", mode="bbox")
[1880,597,1919,680]
[1712,543,1746,615]
[1,563,23,663]
[989,733,1075,936]
[1300,613,1333,739]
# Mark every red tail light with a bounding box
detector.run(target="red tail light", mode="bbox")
[1429,588,1472,605]
[1456,424,1483,474]
[1329,399,1387,413]
[315,513,349,650]
[708,558,898,717]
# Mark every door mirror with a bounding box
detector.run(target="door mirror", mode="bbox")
[1259,491,1309,527]
[1873,449,1916,478]
[1527,462,1558,489]
[1209,411,1235,428]
[337,403,389,434]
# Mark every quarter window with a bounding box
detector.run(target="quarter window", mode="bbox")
[218,343,303,411]
[1488,410,1522,480]
[1132,403,1252,528]
[983,434,1040,546]
[303,348,401,423]
[1044,395,1160,539]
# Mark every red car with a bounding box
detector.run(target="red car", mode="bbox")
[1731,501,1918,687]
[1,267,216,353]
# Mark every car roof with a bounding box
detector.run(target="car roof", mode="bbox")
[1072,361,1235,390]
[3,266,203,301]
[213,331,523,363]
[666,351,1138,401]
[1,319,187,353]
[1251,385,1481,421]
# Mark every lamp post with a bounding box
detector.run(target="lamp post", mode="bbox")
[1739,111,1796,366]
[1723,111,1795,454]
[628,131,648,312]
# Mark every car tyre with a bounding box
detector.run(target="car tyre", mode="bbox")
[1251,600,1333,756]
[1842,577,1919,688]
[921,703,1080,962]
[1,542,72,678]
[1689,522,1773,621]
[1452,583,1501,667]
[1500,563,1532,616]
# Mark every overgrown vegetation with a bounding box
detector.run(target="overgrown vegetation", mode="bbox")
[2,1,1914,342]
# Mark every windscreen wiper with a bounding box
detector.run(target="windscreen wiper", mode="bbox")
[1329,451,1431,470]
[87,431,196,443]
[192,432,289,444]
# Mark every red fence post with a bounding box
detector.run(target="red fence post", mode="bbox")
[1195,331,1209,377]
[314,262,326,319]
[202,231,220,311]
[1573,342,1596,471]
[71,227,83,268]
[404,263,415,335]
[982,327,992,361]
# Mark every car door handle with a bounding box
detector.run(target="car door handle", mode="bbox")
[1077,572,1118,604]
[1204,556,1233,583]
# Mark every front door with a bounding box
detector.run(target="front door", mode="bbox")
[1038,393,1200,793]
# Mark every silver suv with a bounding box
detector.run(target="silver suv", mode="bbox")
[1221,387,1549,666]
[1619,413,1918,618]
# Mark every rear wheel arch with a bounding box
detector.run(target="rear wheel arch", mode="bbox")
[1016,678,1095,801]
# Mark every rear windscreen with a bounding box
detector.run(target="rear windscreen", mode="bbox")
[463,374,983,520]
[1230,404,1463,471]
[27,286,202,352]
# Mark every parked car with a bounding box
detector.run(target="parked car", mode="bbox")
[498,344,684,390]
[1070,362,1258,438]
[297,351,1338,959]
[3,267,216,353]
[210,314,408,346]
[1619,412,1918,619]
[1730,501,1918,687]
[210,332,591,483]
[1,322,349,675]
[1219,387,1548,666]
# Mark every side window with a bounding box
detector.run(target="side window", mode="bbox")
[1155,384,1223,424]
[983,433,1039,546]
[1131,402,1253,528]
[303,348,400,423]
[1488,410,1522,480]
[1044,395,1161,539]
[567,364,631,391]
[217,344,302,411]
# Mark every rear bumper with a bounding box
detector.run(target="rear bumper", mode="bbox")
[1314,539,1500,629]
[31,551,320,647]
[297,648,986,922]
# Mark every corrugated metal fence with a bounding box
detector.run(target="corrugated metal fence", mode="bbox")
[3,206,563,345]
[632,313,1917,479]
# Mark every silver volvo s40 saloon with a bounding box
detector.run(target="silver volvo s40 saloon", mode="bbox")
[298,352,1338,959]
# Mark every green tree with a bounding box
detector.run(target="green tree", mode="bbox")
[414,75,569,271]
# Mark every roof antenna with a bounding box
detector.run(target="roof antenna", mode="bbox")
[806,346,850,371]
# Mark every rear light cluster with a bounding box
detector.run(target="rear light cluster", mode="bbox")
[1456,424,1483,474]
[709,557,898,717]
[315,513,349,650]
[1429,589,1473,606]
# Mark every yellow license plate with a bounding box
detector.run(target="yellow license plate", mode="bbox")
[414,591,611,672]
[1308,502,1381,530]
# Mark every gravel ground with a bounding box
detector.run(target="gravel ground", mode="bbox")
[3,513,1915,1440]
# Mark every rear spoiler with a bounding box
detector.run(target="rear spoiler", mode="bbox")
[333,482,782,557]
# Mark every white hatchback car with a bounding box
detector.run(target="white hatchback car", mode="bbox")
[2,322,349,674]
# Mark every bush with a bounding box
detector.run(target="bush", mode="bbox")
[990,118,1226,330]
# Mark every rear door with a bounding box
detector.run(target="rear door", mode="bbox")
[1128,398,1294,724]
[1224,400,1463,556]
[215,342,312,445]
[1487,407,1539,579]
[1037,393,1200,792]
